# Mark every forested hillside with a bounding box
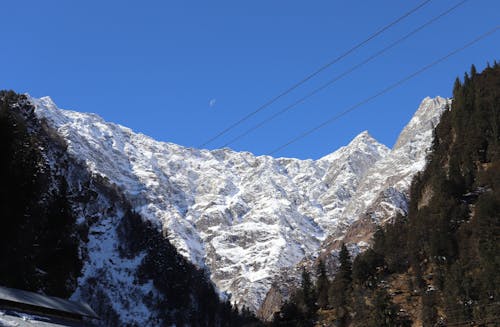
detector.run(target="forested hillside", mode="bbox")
[2,61,498,326]
[272,62,500,327]
[0,91,261,326]
[0,91,81,297]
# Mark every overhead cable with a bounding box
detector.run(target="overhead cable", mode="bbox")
[223,0,468,147]
[268,25,500,156]
[199,0,433,147]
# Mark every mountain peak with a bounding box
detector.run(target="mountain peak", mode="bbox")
[29,94,445,315]
[393,96,450,151]
[38,96,56,107]
[420,95,448,106]
[348,130,376,146]
[319,130,389,163]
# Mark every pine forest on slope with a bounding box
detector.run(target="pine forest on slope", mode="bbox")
[0,91,260,326]
[30,92,446,314]
[0,62,497,326]
[272,63,500,327]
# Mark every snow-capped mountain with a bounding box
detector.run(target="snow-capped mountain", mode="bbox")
[30,95,447,314]
[341,96,449,227]
[325,96,450,251]
[258,96,450,319]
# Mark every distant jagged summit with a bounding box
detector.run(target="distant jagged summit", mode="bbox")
[259,96,450,320]
[31,95,447,314]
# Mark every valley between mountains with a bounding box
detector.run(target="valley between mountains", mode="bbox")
[28,94,448,321]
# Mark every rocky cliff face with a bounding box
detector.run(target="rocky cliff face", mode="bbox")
[341,96,449,228]
[3,93,252,326]
[30,95,447,315]
[258,96,450,320]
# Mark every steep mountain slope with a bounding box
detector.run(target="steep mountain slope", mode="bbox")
[321,96,450,251]
[0,91,81,299]
[0,91,258,326]
[29,94,447,314]
[341,96,449,227]
[259,97,449,320]
[272,62,500,327]
[33,96,389,311]
[320,96,450,251]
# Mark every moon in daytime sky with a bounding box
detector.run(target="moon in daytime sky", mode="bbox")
[209,98,216,108]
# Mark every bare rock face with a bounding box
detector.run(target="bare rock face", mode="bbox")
[258,97,450,319]
[258,281,289,321]
[341,96,450,227]
[32,96,389,312]
[30,95,448,318]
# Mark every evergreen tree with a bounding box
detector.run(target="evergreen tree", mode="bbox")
[273,301,302,326]
[421,291,438,326]
[352,248,383,286]
[337,243,352,284]
[470,63,477,78]
[368,289,407,327]
[316,259,330,309]
[268,62,500,326]
[453,77,462,95]
[328,244,352,326]
[299,268,316,320]
[372,226,386,255]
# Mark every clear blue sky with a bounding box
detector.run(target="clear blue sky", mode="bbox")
[1,1,499,159]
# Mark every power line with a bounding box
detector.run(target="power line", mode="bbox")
[223,0,468,148]
[267,25,500,156]
[199,0,433,148]
[443,302,500,323]
[444,317,500,326]
[439,302,497,317]
[444,301,500,315]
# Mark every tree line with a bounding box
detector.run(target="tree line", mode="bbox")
[272,61,500,326]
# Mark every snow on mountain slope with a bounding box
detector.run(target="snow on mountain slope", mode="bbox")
[340,96,450,230]
[316,96,450,264]
[258,97,449,320]
[32,96,388,311]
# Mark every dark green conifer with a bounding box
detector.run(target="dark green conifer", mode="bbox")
[328,243,353,327]
[299,268,317,319]
[470,64,477,78]
[316,259,330,309]
[338,243,352,282]
[369,289,410,327]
